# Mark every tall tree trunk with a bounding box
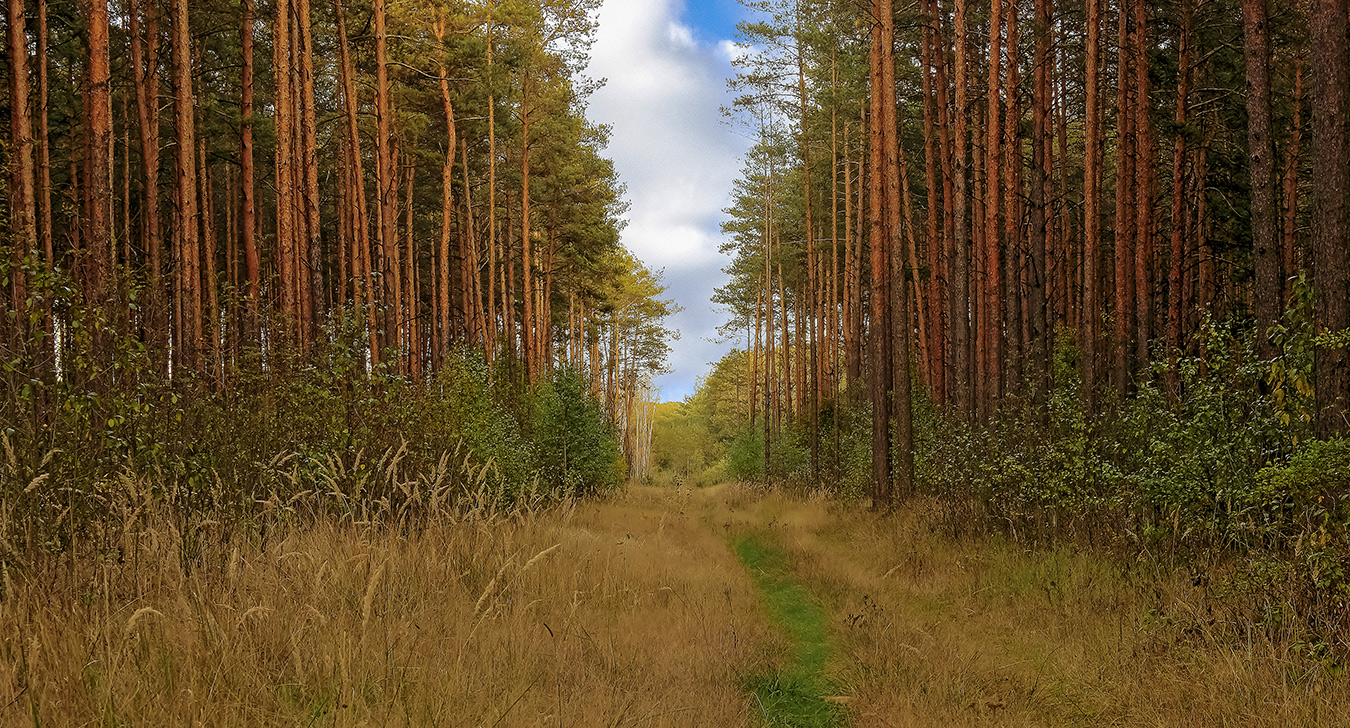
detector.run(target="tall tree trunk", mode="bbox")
[1132,0,1152,372]
[464,138,486,347]
[436,11,456,361]
[520,73,536,382]
[1112,0,1135,398]
[173,0,200,374]
[297,0,322,354]
[1004,0,1024,393]
[240,0,260,350]
[374,0,396,364]
[1245,0,1279,358]
[404,159,419,377]
[951,0,973,418]
[879,0,913,500]
[1082,0,1102,411]
[1029,0,1052,398]
[274,0,296,354]
[1311,0,1350,436]
[8,0,36,357]
[795,0,819,475]
[86,0,116,378]
[1282,60,1303,304]
[921,0,947,406]
[981,0,1004,417]
[933,0,957,407]
[200,144,220,381]
[485,16,499,364]
[868,8,893,507]
[1166,0,1191,400]
[36,0,54,376]
[334,0,379,368]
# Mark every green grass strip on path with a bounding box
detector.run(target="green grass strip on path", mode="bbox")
[734,534,844,728]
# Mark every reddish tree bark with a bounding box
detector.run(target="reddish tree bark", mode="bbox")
[1082,0,1103,411]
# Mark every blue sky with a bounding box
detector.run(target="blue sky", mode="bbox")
[587,0,752,402]
[683,0,744,41]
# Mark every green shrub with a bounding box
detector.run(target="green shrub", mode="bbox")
[727,421,765,482]
[533,368,623,496]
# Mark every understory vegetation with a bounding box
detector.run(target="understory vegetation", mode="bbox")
[0,339,626,586]
[651,309,1350,667]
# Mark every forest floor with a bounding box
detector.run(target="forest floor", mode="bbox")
[5,483,1348,726]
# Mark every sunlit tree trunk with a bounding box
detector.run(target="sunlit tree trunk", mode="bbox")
[7,0,36,356]
[436,12,457,361]
[274,0,297,356]
[980,0,1004,417]
[868,9,892,506]
[950,0,973,418]
[240,0,260,350]
[375,0,397,365]
[297,0,322,354]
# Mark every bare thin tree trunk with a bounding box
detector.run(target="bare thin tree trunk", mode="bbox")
[297,0,322,353]
[375,0,397,365]
[921,0,947,406]
[200,144,220,382]
[404,158,419,377]
[334,0,379,368]
[1167,0,1191,400]
[520,73,537,381]
[436,12,457,361]
[1132,0,1152,371]
[240,0,260,349]
[1112,0,1135,398]
[1029,0,1053,398]
[1245,0,1279,358]
[1282,61,1303,304]
[36,0,54,375]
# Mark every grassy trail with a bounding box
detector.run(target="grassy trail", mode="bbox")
[7,482,1349,726]
[734,533,843,727]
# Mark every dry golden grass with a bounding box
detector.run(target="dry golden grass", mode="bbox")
[0,485,772,726]
[3,481,1346,727]
[735,490,1350,727]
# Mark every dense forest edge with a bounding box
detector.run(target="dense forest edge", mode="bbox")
[0,2,678,538]
[645,0,1350,671]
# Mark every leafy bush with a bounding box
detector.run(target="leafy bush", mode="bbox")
[533,367,624,496]
[726,421,766,482]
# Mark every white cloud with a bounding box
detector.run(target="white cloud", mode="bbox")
[587,0,750,400]
[668,21,696,49]
[718,39,750,63]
